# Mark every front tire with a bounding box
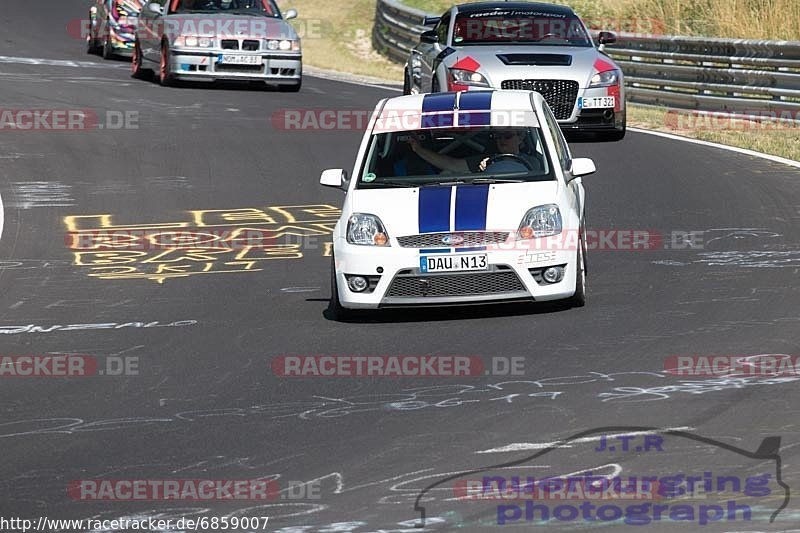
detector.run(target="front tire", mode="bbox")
[86,13,100,54]
[159,41,175,87]
[102,31,115,60]
[131,40,150,79]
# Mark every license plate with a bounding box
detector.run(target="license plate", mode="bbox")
[420,254,488,273]
[579,96,615,109]
[219,55,262,65]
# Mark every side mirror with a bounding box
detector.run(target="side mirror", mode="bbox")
[569,158,596,179]
[420,30,438,44]
[598,31,616,45]
[147,2,163,15]
[320,168,348,189]
[284,8,298,20]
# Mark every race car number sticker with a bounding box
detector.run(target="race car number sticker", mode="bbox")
[579,97,615,109]
[420,253,488,273]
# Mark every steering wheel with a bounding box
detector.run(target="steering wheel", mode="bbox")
[486,153,534,171]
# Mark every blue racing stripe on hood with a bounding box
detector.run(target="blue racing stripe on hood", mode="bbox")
[458,91,493,111]
[422,93,457,113]
[454,184,489,231]
[418,187,452,234]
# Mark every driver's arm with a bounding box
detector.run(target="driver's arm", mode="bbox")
[408,138,468,172]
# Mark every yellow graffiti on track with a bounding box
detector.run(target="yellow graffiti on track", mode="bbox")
[64,205,339,283]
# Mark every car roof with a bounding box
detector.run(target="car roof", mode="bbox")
[453,2,576,16]
[372,90,544,133]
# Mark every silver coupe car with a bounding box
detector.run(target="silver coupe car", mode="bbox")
[132,0,302,91]
[404,2,625,140]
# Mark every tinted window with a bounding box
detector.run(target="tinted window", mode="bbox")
[452,9,592,47]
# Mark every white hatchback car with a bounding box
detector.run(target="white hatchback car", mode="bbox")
[321,90,595,319]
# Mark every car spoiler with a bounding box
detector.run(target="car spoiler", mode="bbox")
[423,16,440,26]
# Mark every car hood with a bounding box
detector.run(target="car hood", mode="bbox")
[162,14,297,40]
[350,181,560,238]
[446,45,616,86]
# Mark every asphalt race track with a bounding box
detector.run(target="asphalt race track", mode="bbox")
[0,1,799,531]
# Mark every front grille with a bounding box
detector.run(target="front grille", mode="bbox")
[500,79,579,119]
[386,270,525,298]
[242,40,260,51]
[397,232,510,249]
[221,39,239,50]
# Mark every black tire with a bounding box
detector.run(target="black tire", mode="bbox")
[568,232,587,307]
[86,14,100,54]
[328,257,350,321]
[159,41,175,87]
[278,80,302,92]
[102,31,114,60]
[131,40,152,80]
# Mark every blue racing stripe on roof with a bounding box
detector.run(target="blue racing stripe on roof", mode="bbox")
[458,91,493,111]
[454,184,489,231]
[422,93,457,113]
[458,111,491,127]
[418,187,452,234]
[422,113,454,128]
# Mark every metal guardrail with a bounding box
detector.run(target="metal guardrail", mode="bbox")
[373,0,800,116]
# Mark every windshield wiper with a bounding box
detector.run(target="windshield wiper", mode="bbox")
[362,180,419,188]
[419,180,467,187]
[469,177,525,184]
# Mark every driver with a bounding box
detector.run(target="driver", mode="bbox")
[407,129,541,174]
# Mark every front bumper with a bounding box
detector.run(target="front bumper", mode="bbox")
[334,239,579,309]
[462,80,625,130]
[169,49,301,84]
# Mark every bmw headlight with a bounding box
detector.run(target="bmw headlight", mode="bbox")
[449,68,490,87]
[589,69,620,88]
[174,35,214,48]
[265,39,301,51]
[346,214,390,246]
[518,204,562,239]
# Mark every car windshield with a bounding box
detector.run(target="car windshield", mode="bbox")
[357,127,555,189]
[453,10,592,47]
[172,0,279,16]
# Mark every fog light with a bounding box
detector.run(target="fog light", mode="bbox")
[543,267,564,283]
[347,276,368,292]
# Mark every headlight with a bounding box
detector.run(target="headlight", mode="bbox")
[347,214,390,246]
[265,39,300,52]
[449,68,490,87]
[589,69,620,88]
[175,35,214,48]
[518,204,562,239]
